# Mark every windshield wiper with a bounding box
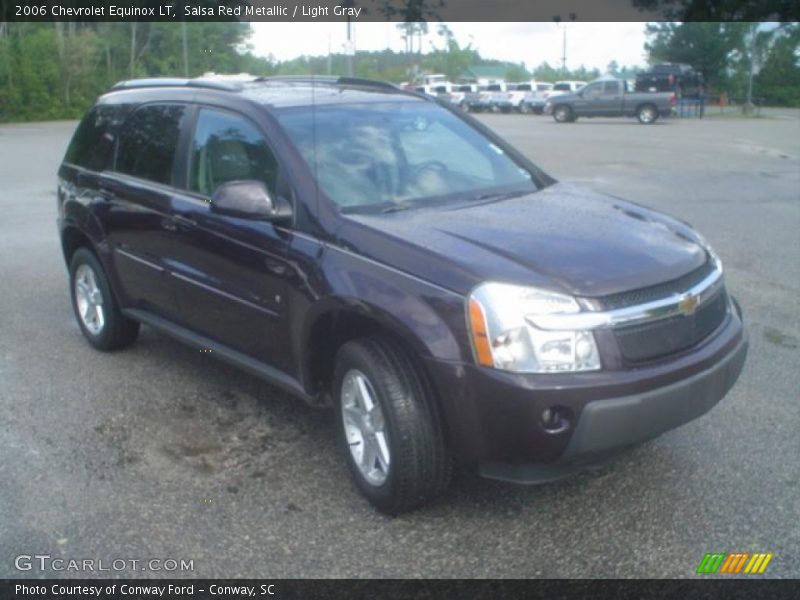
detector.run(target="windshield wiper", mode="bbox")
[442,189,532,211]
[472,189,531,203]
[381,202,415,214]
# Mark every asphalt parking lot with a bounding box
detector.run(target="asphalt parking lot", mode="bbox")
[1,112,798,579]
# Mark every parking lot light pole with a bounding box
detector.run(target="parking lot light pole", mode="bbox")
[553,14,576,76]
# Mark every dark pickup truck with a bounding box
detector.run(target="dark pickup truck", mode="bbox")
[545,78,676,124]
[635,63,705,98]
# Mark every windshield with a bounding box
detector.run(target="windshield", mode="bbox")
[277,101,537,213]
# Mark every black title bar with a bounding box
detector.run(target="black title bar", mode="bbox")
[3,579,800,600]
[3,0,799,22]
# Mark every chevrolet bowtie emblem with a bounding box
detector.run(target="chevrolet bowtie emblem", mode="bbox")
[678,293,700,316]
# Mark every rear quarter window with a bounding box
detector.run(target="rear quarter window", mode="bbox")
[64,105,128,171]
[115,104,187,186]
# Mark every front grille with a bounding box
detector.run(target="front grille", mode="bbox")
[614,290,728,362]
[597,259,714,310]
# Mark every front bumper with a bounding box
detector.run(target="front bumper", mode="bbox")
[423,304,747,483]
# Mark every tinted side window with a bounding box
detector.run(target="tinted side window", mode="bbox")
[65,105,127,171]
[582,83,601,98]
[116,104,186,185]
[189,109,278,196]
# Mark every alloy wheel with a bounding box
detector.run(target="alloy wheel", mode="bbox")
[341,369,391,486]
[639,106,656,123]
[74,263,105,335]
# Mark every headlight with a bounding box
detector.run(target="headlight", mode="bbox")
[468,282,601,373]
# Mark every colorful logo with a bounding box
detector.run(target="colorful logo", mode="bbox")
[696,552,773,574]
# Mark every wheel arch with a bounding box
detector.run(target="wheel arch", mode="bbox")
[302,302,455,446]
[61,225,96,265]
[302,299,433,395]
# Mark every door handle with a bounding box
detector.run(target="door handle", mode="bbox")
[97,186,116,201]
[161,215,195,232]
[173,215,196,228]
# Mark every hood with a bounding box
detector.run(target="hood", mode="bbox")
[338,182,708,298]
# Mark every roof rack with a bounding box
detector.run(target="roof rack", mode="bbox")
[110,77,246,92]
[253,75,400,92]
[110,75,406,97]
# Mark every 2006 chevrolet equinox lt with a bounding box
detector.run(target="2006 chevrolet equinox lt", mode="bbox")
[58,76,747,513]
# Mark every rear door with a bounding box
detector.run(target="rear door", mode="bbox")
[99,103,189,318]
[167,107,294,371]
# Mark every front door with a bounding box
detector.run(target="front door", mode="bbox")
[167,107,294,372]
[573,82,603,116]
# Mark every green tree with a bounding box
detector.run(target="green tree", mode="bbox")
[755,24,800,106]
[505,63,530,81]
[645,22,749,91]
[421,38,479,81]
[632,0,797,21]
[0,22,274,122]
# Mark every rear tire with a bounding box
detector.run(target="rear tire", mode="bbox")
[333,338,451,514]
[637,104,659,124]
[69,247,139,351]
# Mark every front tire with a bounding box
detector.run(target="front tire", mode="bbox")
[553,105,573,123]
[334,338,451,514]
[69,247,139,351]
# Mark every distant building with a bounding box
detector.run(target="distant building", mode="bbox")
[459,65,508,85]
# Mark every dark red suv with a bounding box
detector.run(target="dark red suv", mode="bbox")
[58,76,747,513]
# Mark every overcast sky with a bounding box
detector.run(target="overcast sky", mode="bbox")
[249,22,650,71]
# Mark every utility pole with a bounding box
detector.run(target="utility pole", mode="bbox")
[343,0,355,76]
[745,22,757,111]
[327,34,332,75]
[553,13,576,76]
[181,21,189,77]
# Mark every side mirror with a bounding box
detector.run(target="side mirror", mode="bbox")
[210,180,292,222]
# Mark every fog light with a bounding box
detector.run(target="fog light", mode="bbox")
[541,406,571,433]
